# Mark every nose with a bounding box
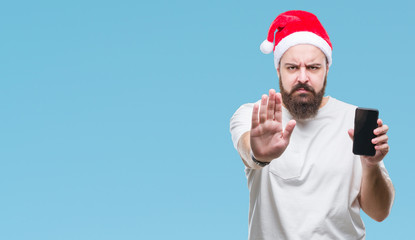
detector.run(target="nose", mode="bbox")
[297,66,309,83]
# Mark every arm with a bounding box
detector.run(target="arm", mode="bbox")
[237,132,260,169]
[348,119,395,222]
[237,89,296,168]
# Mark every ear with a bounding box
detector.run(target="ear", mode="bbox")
[326,60,330,74]
[277,65,281,79]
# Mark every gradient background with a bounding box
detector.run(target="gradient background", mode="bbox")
[1,0,413,239]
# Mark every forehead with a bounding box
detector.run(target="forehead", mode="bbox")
[280,44,326,64]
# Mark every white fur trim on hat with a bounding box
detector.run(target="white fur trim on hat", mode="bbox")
[274,31,332,69]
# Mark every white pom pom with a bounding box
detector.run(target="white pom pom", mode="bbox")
[260,40,274,54]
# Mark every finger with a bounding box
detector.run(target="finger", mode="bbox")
[375,143,390,152]
[251,103,259,129]
[259,94,268,123]
[377,118,383,127]
[348,129,354,140]
[374,124,389,136]
[267,89,276,120]
[274,92,283,123]
[372,134,388,145]
[283,120,296,142]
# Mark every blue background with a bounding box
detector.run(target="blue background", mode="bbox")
[1,0,413,239]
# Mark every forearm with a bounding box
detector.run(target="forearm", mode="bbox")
[237,132,263,169]
[359,162,395,222]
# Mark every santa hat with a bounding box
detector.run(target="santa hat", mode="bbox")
[260,10,333,69]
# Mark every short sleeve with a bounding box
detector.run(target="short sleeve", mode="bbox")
[230,103,254,150]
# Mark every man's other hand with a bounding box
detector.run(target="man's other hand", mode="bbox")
[348,119,390,166]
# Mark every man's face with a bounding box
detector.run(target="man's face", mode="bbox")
[277,44,329,120]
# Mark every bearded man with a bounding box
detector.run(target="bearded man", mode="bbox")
[230,10,394,240]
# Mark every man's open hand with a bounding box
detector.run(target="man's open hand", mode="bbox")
[250,89,296,162]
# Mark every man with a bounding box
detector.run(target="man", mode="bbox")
[230,10,394,239]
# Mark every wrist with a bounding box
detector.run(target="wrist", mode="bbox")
[250,151,270,167]
[361,157,381,169]
[361,159,382,178]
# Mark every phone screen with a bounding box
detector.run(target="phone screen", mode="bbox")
[353,108,379,156]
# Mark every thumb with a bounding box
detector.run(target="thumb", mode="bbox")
[283,120,296,142]
[348,129,354,140]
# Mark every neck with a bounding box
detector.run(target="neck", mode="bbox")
[320,96,329,108]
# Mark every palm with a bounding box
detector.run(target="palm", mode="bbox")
[250,90,296,162]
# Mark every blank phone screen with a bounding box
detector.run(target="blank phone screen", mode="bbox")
[353,108,379,156]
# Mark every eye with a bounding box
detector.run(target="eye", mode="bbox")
[287,66,297,70]
[307,66,320,70]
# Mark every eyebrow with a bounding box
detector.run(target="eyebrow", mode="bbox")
[306,63,322,67]
[283,63,323,67]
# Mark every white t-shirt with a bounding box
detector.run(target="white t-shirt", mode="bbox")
[230,97,390,240]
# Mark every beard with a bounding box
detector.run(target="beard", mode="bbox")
[280,76,327,120]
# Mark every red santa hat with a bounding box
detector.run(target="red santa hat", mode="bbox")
[260,10,333,69]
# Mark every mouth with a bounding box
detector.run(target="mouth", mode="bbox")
[295,88,310,94]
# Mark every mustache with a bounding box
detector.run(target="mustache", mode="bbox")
[290,83,316,95]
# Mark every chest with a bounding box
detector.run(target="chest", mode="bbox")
[269,115,358,182]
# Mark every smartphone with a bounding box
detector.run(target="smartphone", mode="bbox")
[353,108,379,156]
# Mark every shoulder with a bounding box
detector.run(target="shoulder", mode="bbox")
[329,97,357,110]
[319,97,357,128]
[327,97,357,115]
[229,102,257,149]
[230,100,261,121]
[230,102,255,127]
